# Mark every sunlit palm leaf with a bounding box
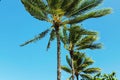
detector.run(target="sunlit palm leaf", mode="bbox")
[66,55,72,68]
[83,57,94,66]
[65,0,83,16]
[61,66,72,74]
[77,43,102,50]
[61,0,74,12]
[83,68,101,74]
[47,29,56,50]
[21,0,48,21]
[80,74,92,79]
[62,8,111,24]
[88,43,102,50]
[77,35,98,46]
[70,0,103,16]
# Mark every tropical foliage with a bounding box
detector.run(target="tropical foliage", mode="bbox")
[60,25,102,80]
[60,25,102,51]
[61,52,101,80]
[92,72,118,80]
[20,0,112,80]
[21,0,111,25]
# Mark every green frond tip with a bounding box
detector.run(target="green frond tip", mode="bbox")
[20,29,50,46]
[89,43,103,50]
[46,29,56,50]
[83,68,101,74]
[77,43,102,50]
[80,74,92,79]
[21,0,49,21]
[61,66,72,74]
[47,0,63,10]
[76,35,98,47]
[91,8,112,17]
[62,8,112,24]
[66,55,72,68]
[84,57,94,65]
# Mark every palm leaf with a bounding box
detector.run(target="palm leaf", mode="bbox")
[69,26,82,44]
[61,0,74,12]
[78,28,98,35]
[70,0,103,16]
[76,35,98,47]
[66,55,72,68]
[83,68,101,74]
[47,0,63,10]
[65,0,83,17]
[46,29,56,50]
[87,43,102,50]
[61,66,72,74]
[21,0,48,21]
[77,43,102,50]
[20,29,50,46]
[26,0,47,10]
[80,74,92,80]
[83,57,94,66]
[62,8,112,24]
[60,26,69,45]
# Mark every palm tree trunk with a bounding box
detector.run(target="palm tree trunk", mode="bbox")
[70,50,74,80]
[75,75,79,80]
[55,23,61,80]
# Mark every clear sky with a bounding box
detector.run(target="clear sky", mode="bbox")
[0,0,120,80]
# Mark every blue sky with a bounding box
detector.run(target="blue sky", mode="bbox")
[0,0,120,80]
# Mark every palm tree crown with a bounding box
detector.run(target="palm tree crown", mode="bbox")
[60,25,102,51]
[21,0,111,26]
[61,52,101,80]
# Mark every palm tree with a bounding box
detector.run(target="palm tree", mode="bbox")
[61,52,101,80]
[60,25,102,80]
[20,0,111,80]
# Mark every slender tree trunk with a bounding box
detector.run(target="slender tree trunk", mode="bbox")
[55,23,61,80]
[70,50,74,80]
[76,75,79,80]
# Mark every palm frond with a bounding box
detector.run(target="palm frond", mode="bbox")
[61,0,74,11]
[20,29,50,46]
[75,53,94,71]
[79,35,97,45]
[76,43,102,50]
[72,52,85,67]
[84,57,94,66]
[87,43,102,50]
[61,66,72,74]
[21,0,49,21]
[47,0,63,10]
[83,68,101,74]
[60,26,69,45]
[62,8,112,24]
[46,29,56,50]
[66,55,72,68]
[26,0,47,10]
[77,35,98,47]
[80,74,92,80]
[69,26,82,44]
[70,0,104,16]
[78,28,98,35]
[65,0,83,16]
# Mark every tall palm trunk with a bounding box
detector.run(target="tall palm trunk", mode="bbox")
[75,75,79,80]
[70,50,74,80]
[55,23,61,80]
